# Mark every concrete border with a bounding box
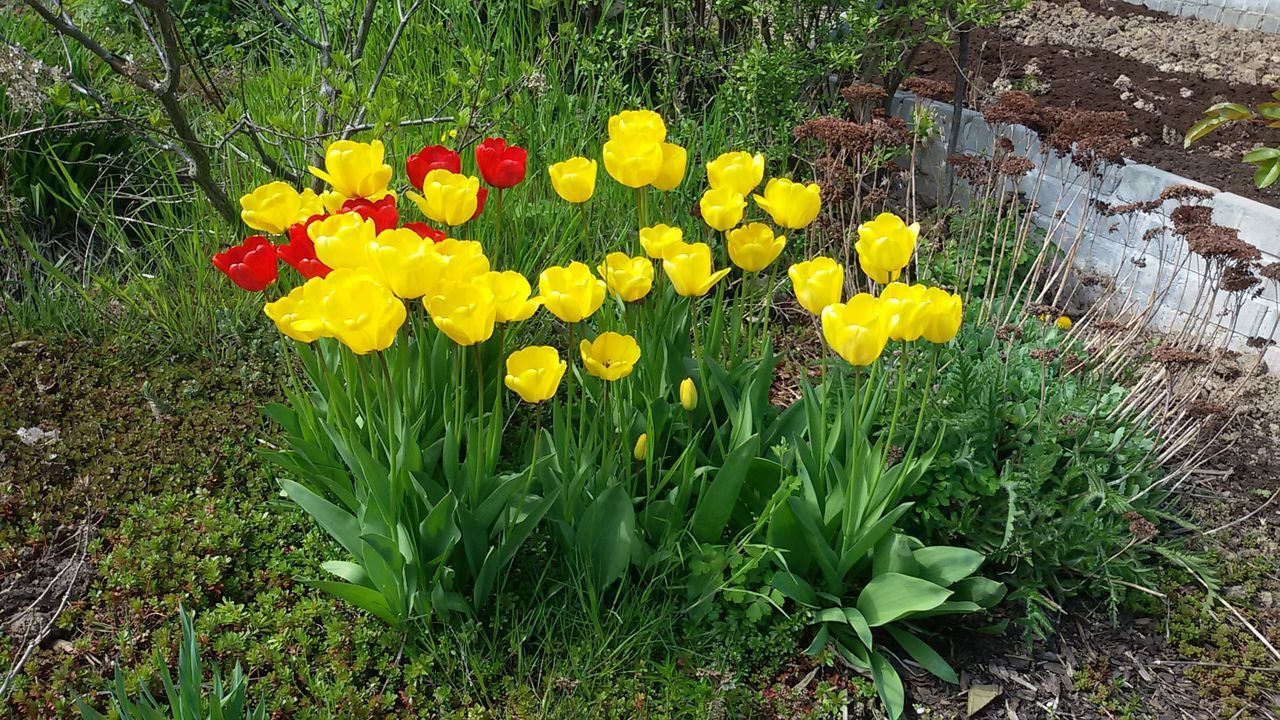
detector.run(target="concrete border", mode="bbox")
[1121,0,1280,33]
[891,91,1280,369]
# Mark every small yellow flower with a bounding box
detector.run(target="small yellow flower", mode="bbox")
[407,169,482,226]
[308,212,377,270]
[608,109,667,144]
[639,224,684,260]
[706,151,765,196]
[879,282,929,342]
[368,228,439,299]
[599,252,654,302]
[425,281,497,346]
[239,181,322,235]
[603,135,663,188]
[633,433,648,461]
[651,143,688,191]
[855,212,919,284]
[788,257,844,315]
[548,157,598,204]
[699,186,746,232]
[579,332,641,381]
[920,288,963,344]
[821,294,889,366]
[679,377,698,411]
[308,139,393,200]
[263,278,331,342]
[1056,315,1073,330]
[504,346,565,404]
[539,261,606,323]
[753,178,822,229]
[726,223,787,273]
[662,241,731,297]
[318,269,406,354]
[474,271,542,323]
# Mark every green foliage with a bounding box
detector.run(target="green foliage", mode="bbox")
[895,320,1182,633]
[1184,92,1280,188]
[78,607,266,720]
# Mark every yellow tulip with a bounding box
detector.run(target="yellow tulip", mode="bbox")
[308,139,393,200]
[321,190,349,214]
[407,169,481,226]
[633,433,648,461]
[538,261,606,323]
[579,332,641,381]
[753,178,822,230]
[239,182,322,235]
[651,143,688,191]
[879,282,929,342]
[608,109,667,144]
[425,281,497,346]
[706,151,765,196]
[699,186,746,232]
[504,346,565,404]
[475,271,542,323]
[598,252,654,302]
[679,377,697,411]
[920,288,963,344]
[821,294,889,366]
[424,239,491,301]
[318,269,406,354]
[855,212,918,284]
[788,257,844,315]
[662,241,731,297]
[548,157,598,204]
[308,212,377,270]
[1056,315,1073,331]
[639,224,684,260]
[263,278,331,342]
[368,228,438,299]
[603,136,663,188]
[726,223,787,273]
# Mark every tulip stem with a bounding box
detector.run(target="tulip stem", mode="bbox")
[883,350,907,464]
[909,345,939,454]
[578,202,590,256]
[474,345,485,424]
[635,187,649,229]
[565,322,576,457]
[493,188,505,261]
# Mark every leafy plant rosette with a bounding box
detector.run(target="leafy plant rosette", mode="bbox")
[212,109,1002,717]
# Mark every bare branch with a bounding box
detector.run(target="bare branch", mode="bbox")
[254,0,326,50]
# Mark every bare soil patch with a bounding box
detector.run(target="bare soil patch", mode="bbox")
[911,0,1280,206]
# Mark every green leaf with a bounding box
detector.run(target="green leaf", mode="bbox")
[913,546,985,586]
[856,572,952,626]
[280,480,363,559]
[302,579,397,625]
[869,650,905,719]
[886,626,958,684]
[690,438,758,543]
[1184,115,1227,147]
[770,571,818,607]
[574,484,637,590]
[950,576,1007,608]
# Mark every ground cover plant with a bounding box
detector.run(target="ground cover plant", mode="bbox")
[4,1,1274,718]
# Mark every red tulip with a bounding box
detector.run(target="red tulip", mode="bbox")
[402,222,447,243]
[278,215,333,279]
[471,186,488,221]
[212,235,278,291]
[341,195,398,233]
[406,145,462,190]
[474,138,527,189]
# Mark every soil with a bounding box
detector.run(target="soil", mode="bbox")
[910,0,1280,206]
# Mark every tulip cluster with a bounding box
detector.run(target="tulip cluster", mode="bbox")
[788,212,963,367]
[215,110,973,450]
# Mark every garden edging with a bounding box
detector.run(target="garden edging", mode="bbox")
[891,91,1280,371]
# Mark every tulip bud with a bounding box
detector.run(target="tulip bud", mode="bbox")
[633,433,648,461]
[680,377,698,412]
